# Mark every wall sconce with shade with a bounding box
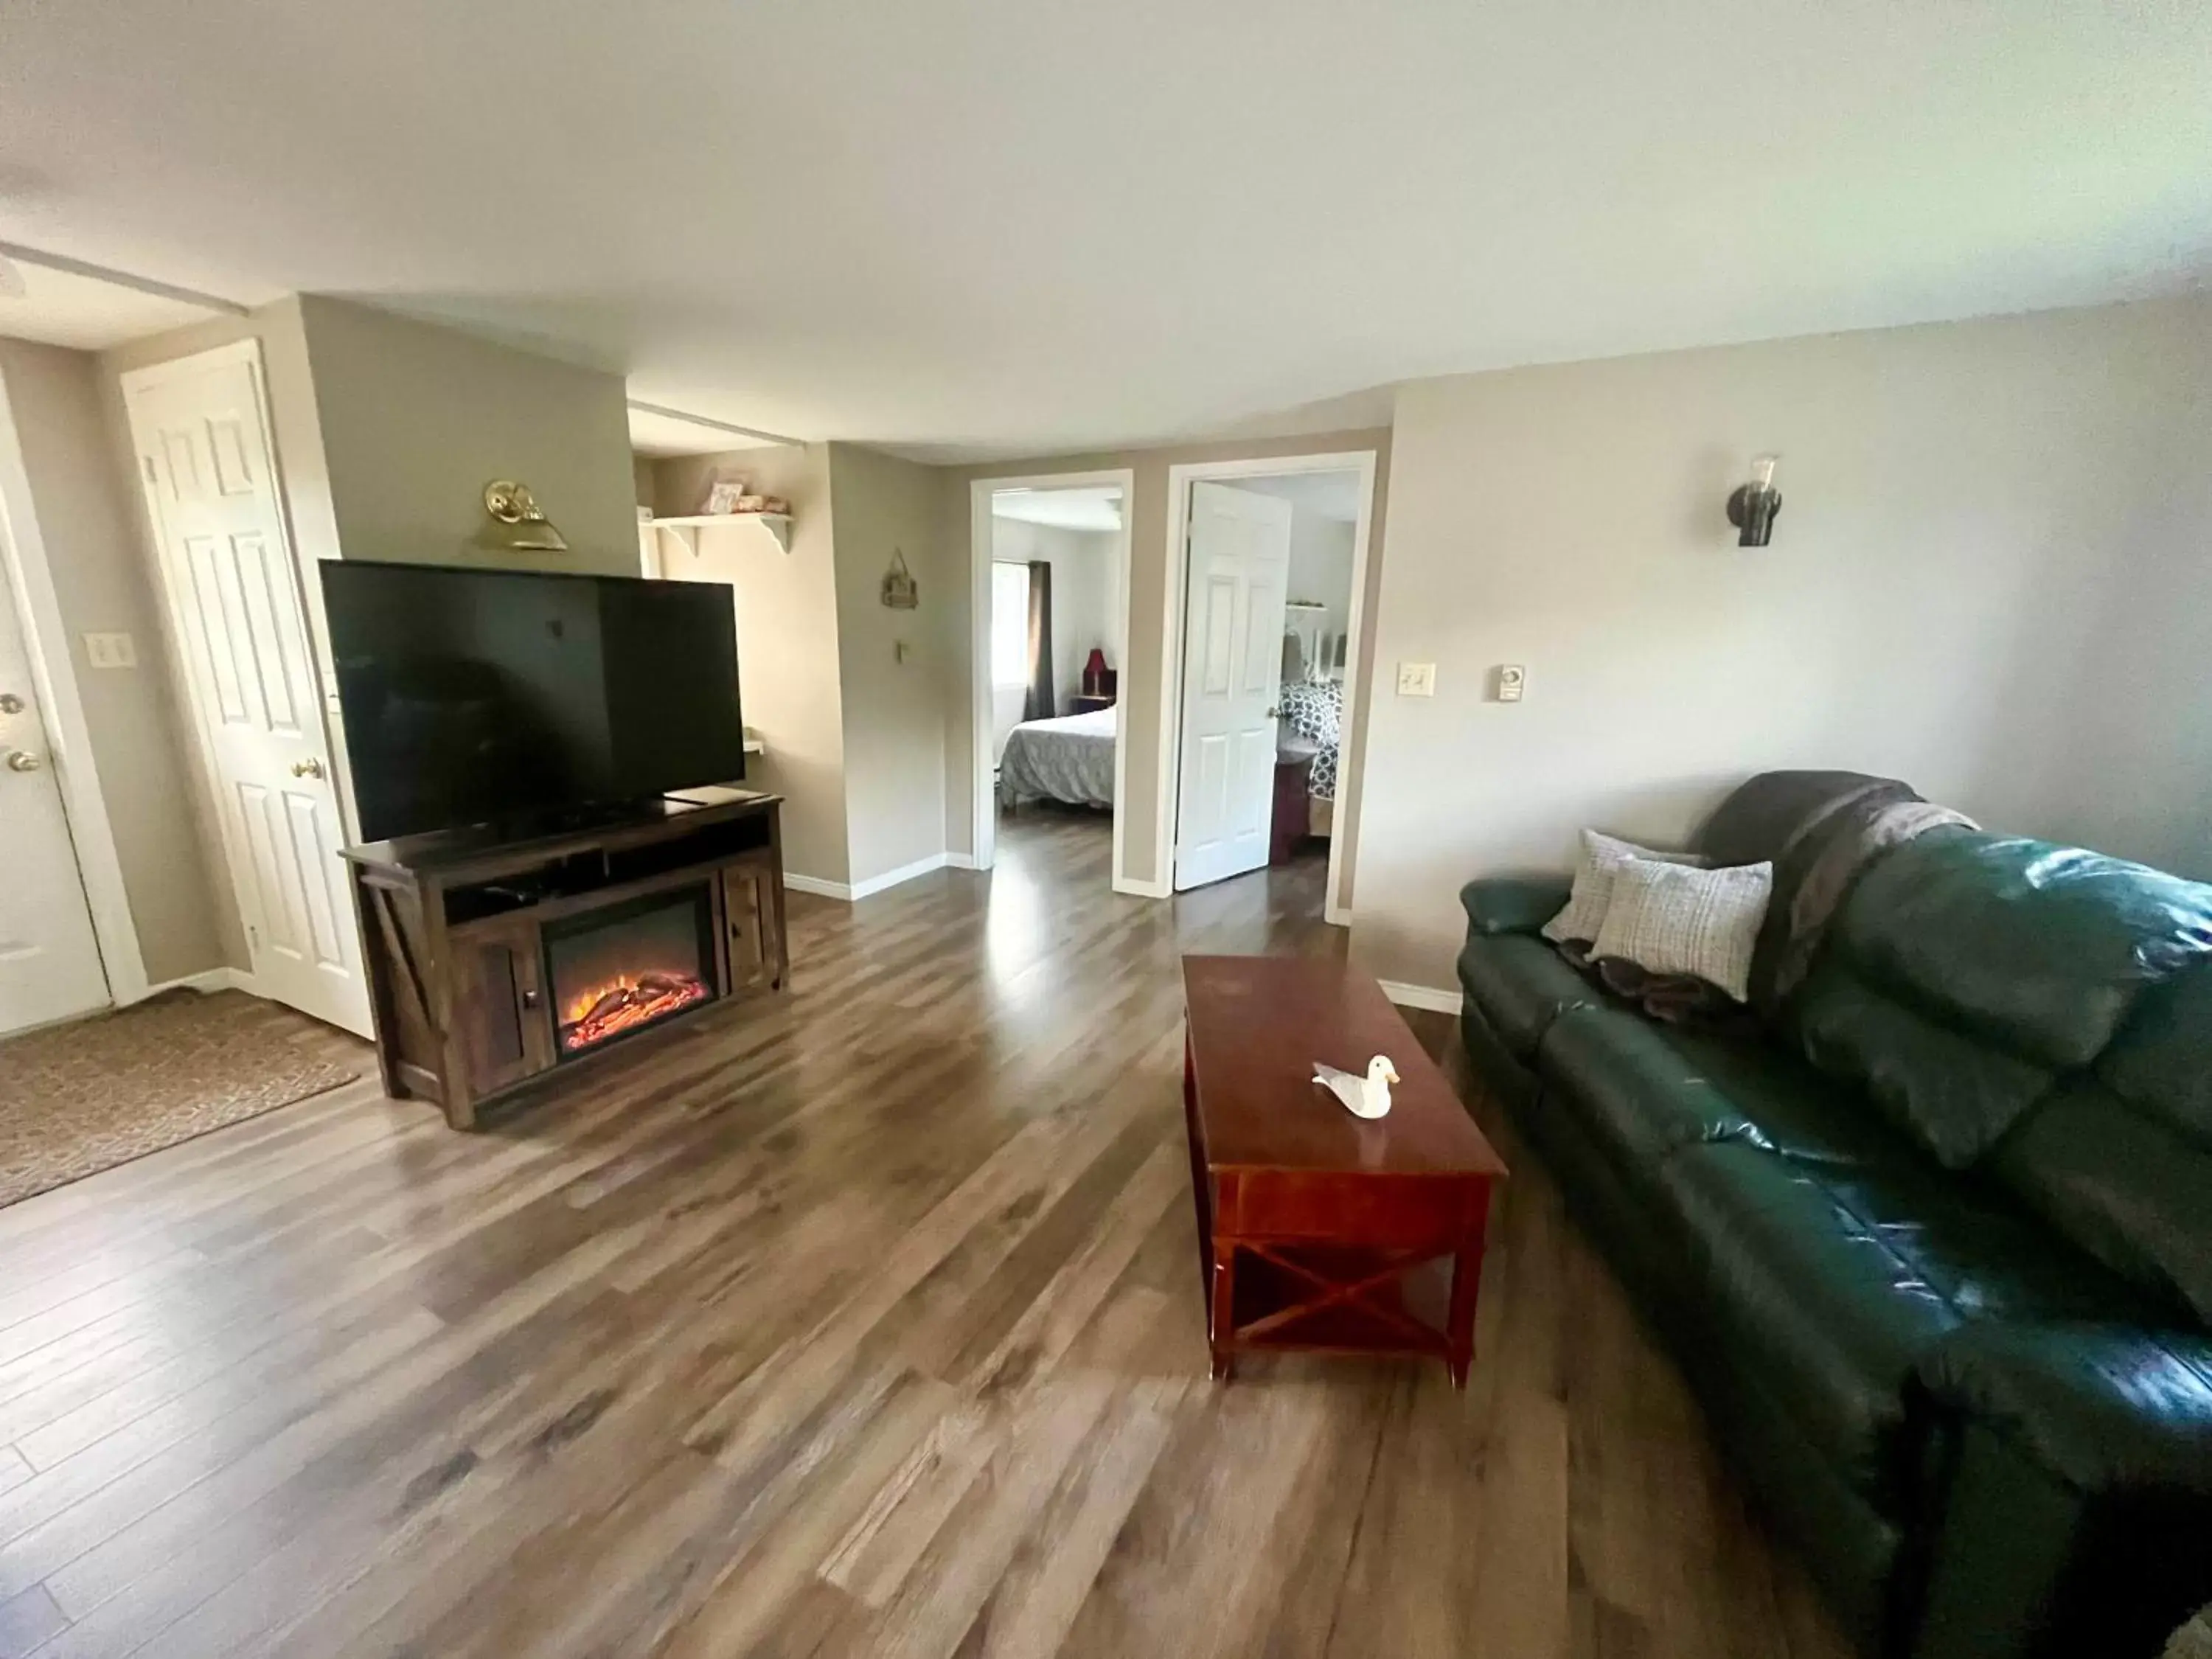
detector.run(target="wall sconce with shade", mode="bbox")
[472,480,570,554]
[1725,454,1783,547]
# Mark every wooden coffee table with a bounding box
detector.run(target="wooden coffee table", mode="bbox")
[1180,955,1508,1387]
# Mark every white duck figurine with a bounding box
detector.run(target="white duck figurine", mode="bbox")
[1313,1054,1399,1119]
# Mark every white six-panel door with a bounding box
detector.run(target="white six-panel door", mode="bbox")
[1173,481,1293,891]
[123,347,371,1037]
[0,535,110,1035]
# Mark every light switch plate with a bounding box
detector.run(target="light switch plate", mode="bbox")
[1496,664,1526,703]
[84,632,137,669]
[1396,661,1436,698]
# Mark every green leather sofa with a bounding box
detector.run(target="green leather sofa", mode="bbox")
[1455,830,2212,1659]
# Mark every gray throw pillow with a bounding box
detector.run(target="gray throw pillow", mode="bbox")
[1593,858,1774,1004]
[1542,828,1709,946]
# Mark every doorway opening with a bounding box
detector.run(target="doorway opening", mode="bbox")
[1162,453,1377,922]
[967,470,1134,883]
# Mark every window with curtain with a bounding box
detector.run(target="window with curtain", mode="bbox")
[991,562,1031,687]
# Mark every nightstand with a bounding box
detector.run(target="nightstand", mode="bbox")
[1068,694,1116,715]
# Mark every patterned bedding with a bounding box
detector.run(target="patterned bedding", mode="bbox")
[1279,679,1343,799]
[1000,706,1116,807]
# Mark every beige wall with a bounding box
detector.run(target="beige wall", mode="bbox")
[825,443,950,886]
[296,296,638,575]
[650,445,852,886]
[0,338,227,984]
[936,428,1392,908]
[1351,293,2212,990]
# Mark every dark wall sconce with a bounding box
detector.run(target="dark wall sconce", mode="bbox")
[1725,454,1783,547]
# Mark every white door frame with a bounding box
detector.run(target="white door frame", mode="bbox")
[1158,451,1379,925]
[121,338,355,1015]
[0,370,148,1003]
[966,467,1136,883]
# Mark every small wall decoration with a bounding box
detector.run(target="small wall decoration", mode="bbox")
[701,476,748,515]
[880,549,919,610]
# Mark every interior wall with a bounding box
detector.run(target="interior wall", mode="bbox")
[649,445,852,887]
[937,427,1391,909]
[1286,509,1357,642]
[296,295,638,575]
[990,515,1119,714]
[1350,292,2212,992]
[825,442,950,886]
[0,337,225,984]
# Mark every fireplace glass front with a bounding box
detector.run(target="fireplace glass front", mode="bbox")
[542,884,717,1057]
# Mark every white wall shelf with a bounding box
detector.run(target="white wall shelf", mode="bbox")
[650,512,793,554]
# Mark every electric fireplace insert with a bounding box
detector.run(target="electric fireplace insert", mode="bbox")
[543,884,719,1057]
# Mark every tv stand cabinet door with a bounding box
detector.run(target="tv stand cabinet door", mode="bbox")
[722,854,785,997]
[454,921,557,1102]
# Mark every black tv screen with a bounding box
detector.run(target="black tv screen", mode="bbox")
[319,560,745,842]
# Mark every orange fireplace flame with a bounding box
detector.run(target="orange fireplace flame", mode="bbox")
[558,969,710,1053]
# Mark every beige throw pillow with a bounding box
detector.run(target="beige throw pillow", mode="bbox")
[1592,858,1773,1004]
[1542,829,1709,946]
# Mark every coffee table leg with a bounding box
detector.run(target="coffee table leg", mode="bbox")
[1447,1186,1495,1389]
[1209,1240,1237,1383]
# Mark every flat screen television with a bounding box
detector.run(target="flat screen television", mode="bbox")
[319,560,745,843]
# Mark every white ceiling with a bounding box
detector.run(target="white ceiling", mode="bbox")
[3,1,2206,458]
[991,485,1125,532]
[0,251,222,350]
[1227,471,1363,524]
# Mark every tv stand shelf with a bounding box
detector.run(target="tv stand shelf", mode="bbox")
[340,790,787,1128]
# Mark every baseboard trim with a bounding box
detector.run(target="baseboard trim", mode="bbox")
[1378,979,1461,1015]
[1112,876,1172,900]
[788,852,956,904]
[1324,902,1352,927]
[849,852,950,900]
[943,852,979,871]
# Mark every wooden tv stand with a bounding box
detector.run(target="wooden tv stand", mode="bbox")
[340,789,787,1128]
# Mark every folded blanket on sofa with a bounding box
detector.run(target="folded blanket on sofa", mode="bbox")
[1695,769,1977,1015]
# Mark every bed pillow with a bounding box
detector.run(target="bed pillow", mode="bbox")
[1592,858,1773,1004]
[1541,830,1709,946]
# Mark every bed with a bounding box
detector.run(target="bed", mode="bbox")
[999,705,1116,808]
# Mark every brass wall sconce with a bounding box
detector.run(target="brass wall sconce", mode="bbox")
[1725,454,1782,547]
[473,480,570,554]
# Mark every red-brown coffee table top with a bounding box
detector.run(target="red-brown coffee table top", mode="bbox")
[1180,954,1506,1181]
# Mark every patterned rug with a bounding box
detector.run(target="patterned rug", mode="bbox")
[0,990,361,1208]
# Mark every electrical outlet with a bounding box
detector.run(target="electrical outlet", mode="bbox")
[1396,661,1436,698]
[1496,664,1526,703]
[83,632,137,669]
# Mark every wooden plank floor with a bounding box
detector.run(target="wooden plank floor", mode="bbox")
[0,812,1851,1659]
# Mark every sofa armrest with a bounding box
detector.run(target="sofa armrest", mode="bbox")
[1459,877,1571,939]
[1905,1324,2212,1659]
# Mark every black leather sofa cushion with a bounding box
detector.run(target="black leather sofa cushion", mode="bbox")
[1655,1143,2148,1509]
[1987,1081,2212,1327]
[1835,836,2212,1070]
[1791,959,2054,1169]
[1537,1002,1898,1171]
[1455,935,1601,1060]
[2097,960,2212,1150]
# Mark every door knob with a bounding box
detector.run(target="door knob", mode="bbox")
[1265,706,1281,720]
[6,750,41,773]
[290,757,327,779]
[0,693,22,714]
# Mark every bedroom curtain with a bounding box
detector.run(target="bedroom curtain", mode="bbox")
[1023,560,1055,720]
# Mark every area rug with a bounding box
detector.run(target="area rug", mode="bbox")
[0,990,361,1208]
